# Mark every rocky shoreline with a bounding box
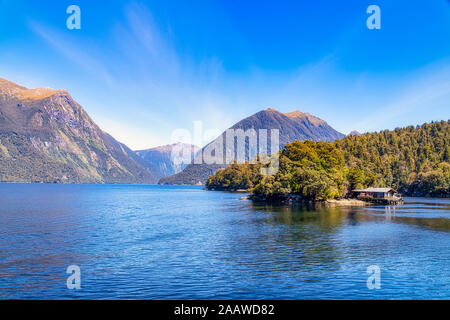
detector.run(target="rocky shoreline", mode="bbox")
[324,198,367,206]
[239,194,368,206]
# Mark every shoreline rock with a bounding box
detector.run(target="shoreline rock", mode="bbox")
[324,199,367,206]
[248,194,368,206]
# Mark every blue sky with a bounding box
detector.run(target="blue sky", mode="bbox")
[0,0,449,149]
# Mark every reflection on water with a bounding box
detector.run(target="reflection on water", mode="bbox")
[252,199,450,232]
[0,184,448,299]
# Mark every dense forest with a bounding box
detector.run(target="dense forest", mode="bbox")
[206,120,450,200]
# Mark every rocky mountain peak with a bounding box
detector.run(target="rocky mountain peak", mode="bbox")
[0,78,67,102]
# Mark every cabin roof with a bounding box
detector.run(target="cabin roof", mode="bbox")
[353,188,397,193]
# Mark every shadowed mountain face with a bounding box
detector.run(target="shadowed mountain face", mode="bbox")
[135,143,200,180]
[159,108,345,185]
[0,78,157,183]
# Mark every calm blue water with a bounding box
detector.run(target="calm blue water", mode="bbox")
[0,183,449,299]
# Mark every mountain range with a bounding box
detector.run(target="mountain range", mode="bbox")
[0,78,346,184]
[159,108,345,185]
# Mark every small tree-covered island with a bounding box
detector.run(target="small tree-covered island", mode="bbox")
[206,120,449,203]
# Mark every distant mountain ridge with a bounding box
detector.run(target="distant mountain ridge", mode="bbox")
[348,130,362,136]
[0,78,158,183]
[135,142,200,180]
[159,108,345,185]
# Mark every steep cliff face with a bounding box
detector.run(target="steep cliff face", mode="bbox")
[0,78,157,183]
[159,108,345,185]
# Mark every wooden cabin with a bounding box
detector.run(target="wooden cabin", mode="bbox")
[352,188,403,204]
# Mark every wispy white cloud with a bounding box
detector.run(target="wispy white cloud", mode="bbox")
[29,21,115,88]
[27,4,235,148]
